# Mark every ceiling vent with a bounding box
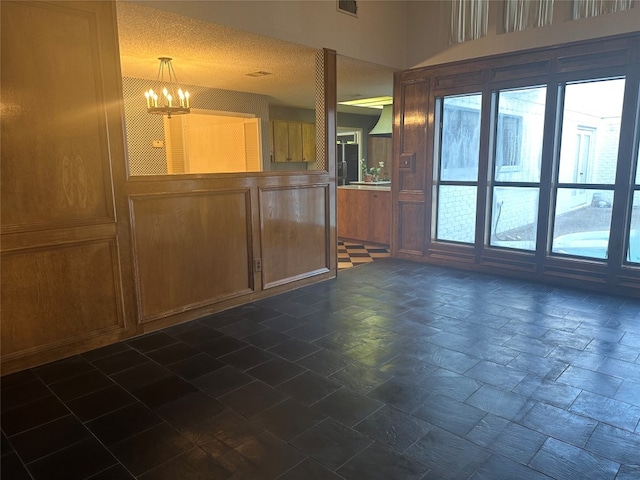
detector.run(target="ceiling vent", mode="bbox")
[246,71,272,77]
[337,0,358,17]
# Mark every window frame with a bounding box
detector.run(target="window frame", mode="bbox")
[404,33,640,296]
[433,93,484,245]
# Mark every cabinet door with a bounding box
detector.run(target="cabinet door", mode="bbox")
[270,120,315,163]
[272,121,289,162]
[288,121,303,162]
[337,189,369,242]
[369,190,391,245]
[301,122,316,162]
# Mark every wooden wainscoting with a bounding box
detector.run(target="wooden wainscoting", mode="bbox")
[125,174,335,334]
[1,240,125,357]
[260,183,331,289]
[130,188,254,323]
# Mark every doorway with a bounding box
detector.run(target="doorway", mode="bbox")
[337,128,362,184]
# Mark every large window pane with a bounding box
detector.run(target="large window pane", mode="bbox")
[490,187,539,250]
[630,140,640,263]
[436,186,477,244]
[636,133,640,185]
[558,78,625,185]
[494,86,546,182]
[552,78,624,261]
[628,192,640,263]
[552,188,614,259]
[440,95,482,181]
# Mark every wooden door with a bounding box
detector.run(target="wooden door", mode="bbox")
[1,1,135,373]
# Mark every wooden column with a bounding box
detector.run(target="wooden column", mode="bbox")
[316,48,338,271]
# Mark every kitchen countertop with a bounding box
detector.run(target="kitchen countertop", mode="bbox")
[338,184,391,192]
[348,181,391,186]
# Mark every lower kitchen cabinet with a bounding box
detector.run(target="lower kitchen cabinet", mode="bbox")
[337,187,390,245]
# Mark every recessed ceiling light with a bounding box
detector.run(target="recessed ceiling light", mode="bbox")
[246,71,272,77]
[338,96,393,109]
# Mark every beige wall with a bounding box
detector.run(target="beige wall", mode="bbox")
[128,0,410,69]
[128,0,638,71]
[406,1,640,68]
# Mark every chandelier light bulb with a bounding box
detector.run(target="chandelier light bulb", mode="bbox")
[144,57,191,118]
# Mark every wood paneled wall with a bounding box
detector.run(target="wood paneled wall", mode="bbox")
[0,1,337,374]
[1,1,136,373]
[125,173,334,335]
[260,184,331,288]
[130,189,254,322]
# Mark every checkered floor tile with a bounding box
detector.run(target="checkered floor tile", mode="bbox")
[338,240,391,270]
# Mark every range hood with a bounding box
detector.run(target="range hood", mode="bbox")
[369,104,392,136]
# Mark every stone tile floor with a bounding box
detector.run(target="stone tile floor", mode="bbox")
[2,259,640,479]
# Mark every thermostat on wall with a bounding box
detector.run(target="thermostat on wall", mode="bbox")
[152,140,164,148]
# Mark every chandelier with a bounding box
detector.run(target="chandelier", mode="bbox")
[144,57,190,118]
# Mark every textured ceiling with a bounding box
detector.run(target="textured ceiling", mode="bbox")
[116,1,396,116]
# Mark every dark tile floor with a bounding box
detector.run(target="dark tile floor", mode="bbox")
[2,259,640,479]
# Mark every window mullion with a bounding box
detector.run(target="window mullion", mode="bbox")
[538,81,562,260]
[478,90,496,252]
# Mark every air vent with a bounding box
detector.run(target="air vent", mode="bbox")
[246,71,272,77]
[337,0,357,17]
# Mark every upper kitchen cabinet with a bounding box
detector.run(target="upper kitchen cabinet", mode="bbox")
[270,120,316,162]
[301,122,316,163]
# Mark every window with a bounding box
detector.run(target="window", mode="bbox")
[450,0,489,43]
[164,111,263,174]
[628,132,640,263]
[572,0,634,19]
[337,0,358,16]
[503,0,554,32]
[551,78,625,260]
[435,94,482,243]
[397,33,640,294]
[496,114,523,168]
[490,86,546,251]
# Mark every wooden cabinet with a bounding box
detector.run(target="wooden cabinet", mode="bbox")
[338,187,390,245]
[270,120,315,162]
[369,189,391,245]
[271,120,289,162]
[301,122,316,162]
